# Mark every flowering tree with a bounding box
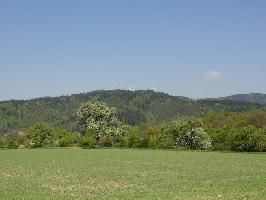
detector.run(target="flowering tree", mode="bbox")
[162,119,212,150]
[176,127,212,150]
[76,101,122,143]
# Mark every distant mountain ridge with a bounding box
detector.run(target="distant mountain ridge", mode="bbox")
[0,90,265,134]
[220,93,266,105]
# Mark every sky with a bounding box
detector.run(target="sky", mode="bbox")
[1,0,266,100]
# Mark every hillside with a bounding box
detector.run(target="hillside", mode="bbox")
[0,90,265,134]
[221,93,266,105]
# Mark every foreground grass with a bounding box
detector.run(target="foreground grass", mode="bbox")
[0,149,265,200]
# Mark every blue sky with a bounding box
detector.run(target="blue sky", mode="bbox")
[1,0,266,100]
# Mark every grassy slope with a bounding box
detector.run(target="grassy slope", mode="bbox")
[0,149,265,200]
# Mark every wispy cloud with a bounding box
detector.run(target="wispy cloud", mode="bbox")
[203,70,222,80]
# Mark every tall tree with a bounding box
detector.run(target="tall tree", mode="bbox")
[76,101,121,143]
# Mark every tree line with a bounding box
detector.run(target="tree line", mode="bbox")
[1,101,265,152]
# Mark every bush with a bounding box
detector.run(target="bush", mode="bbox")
[231,126,266,152]
[0,137,4,148]
[111,134,126,147]
[254,129,266,152]
[127,133,142,148]
[0,134,26,149]
[79,135,96,149]
[231,126,256,152]
[26,123,54,148]
[55,129,78,147]
[148,135,158,149]
[177,128,212,150]
[139,136,150,148]
[58,135,73,147]
[162,119,212,150]
[6,140,18,149]
[209,128,234,151]
[99,135,113,147]
[156,133,175,149]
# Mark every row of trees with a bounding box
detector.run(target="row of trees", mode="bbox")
[0,122,212,150]
[0,101,212,150]
[203,111,266,151]
[0,101,265,152]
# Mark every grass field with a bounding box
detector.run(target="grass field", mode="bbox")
[0,149,265,200]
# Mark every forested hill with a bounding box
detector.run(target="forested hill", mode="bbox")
[221,93,266,105]
[0,90,265,133]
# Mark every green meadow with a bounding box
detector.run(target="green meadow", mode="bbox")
[0,149,265,200]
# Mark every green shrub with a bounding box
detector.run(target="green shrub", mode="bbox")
[0,137,4,148]
[6,140,18,149]
[231,126,255,151]
[0,134,26,149]
[58,136,73,147]
[156,133,175,149]
[55,129,78,147]
[79,135,96,149]
[26,123,54,148]
[148,135,158,149]
[209,128,234,151]
[127,133,142,148]
[112,135,127,147]
[254,129,266,152]
[140,136,150,148]
[231,126,266,152]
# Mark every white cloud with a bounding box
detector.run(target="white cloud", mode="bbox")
[203,70,222,80]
